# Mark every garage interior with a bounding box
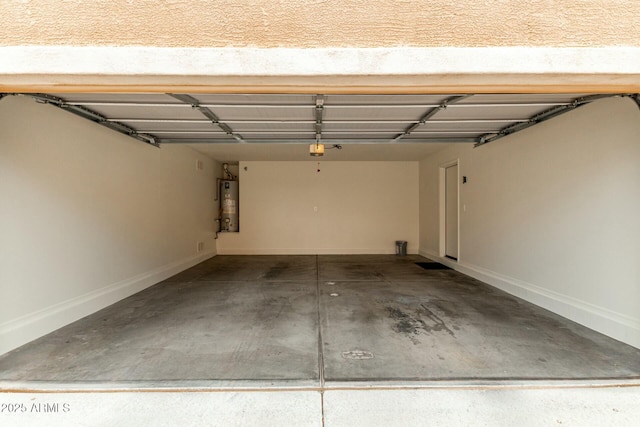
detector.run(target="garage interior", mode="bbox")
[1,91,640,389]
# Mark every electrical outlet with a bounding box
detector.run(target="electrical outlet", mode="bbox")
[196,160,204,171]
[197,241,204,252]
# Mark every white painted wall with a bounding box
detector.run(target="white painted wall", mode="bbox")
[217,161,419,255]
[0,96,218,355]
[419,97,640,348]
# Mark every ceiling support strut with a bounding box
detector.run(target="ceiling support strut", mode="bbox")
[9,93,159,147]
[392,95,471,142]
[315,94,324,144]
[168,94,244,143]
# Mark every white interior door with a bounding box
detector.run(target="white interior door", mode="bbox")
[445,164,459,260]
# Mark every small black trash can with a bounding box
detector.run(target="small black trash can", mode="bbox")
[395,240,407,256]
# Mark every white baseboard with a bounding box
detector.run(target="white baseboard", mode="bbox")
[0,251,216,356]
[217,248,418,255]
[217,249,419,255]
[420,249,640,349]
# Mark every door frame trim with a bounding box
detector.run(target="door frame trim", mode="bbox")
[439,159,460,261]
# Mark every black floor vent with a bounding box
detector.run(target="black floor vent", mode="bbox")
[415,262,451,270]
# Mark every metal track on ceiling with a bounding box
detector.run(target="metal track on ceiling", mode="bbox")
[1,92,636,148]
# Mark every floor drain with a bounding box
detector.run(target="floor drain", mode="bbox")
[342,350,374,360]
[329,293,339,297]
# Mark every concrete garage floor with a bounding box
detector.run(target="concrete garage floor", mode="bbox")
[2,255,639,384]
[2,255,640,426]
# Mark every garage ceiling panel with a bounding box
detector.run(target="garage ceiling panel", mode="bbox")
[405,132,484,139]
[119,121,216,132]
[49,93,182,104]
[326,94,454,105]
[85,105,203,120]
[324,107,425,121]
[455,94,589,104]
[214,106,315,121]
[231,122,314,132]
[418,121,510,132]
[435,105,550,121]
[243,134,315,141]
[324,122,411,131]
[323,132,398,140]
[194,94,315,105]
[15,92,628,159]
[150,131,232,139]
